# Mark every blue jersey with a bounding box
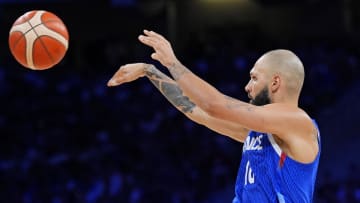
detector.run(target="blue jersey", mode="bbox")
[233,121,320,203]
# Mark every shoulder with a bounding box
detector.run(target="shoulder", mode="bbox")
[264,104,319,163]
[264,103,314,138]
[264,103,312,121]
[262,103,312,124]
[263,103,306,113]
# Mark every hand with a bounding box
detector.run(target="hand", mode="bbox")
[107,63,149,87]
[138,29,179,68]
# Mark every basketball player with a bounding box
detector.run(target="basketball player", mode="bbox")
[107,30,321,203]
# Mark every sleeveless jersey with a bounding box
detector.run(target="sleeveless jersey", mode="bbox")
[232,121,321,203]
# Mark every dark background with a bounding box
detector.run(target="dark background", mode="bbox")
[0,0,360,202]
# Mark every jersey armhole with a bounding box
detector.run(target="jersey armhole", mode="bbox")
[267,133,282,157]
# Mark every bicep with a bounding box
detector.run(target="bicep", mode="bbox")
[206,97,310,142]
[185,106,249,143]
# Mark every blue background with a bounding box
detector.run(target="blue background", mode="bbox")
[0,0,359,202]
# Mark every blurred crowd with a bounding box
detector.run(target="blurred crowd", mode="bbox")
[0,30,359,203]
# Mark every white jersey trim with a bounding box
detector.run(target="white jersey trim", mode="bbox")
[267,133,282,157]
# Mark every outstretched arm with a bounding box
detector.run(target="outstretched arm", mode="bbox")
[138,30,312,139]
[108,63,248,142]
[137,30,320,164]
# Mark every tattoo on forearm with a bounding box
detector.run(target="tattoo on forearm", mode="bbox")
[161,83,195,113]
[224,95,255,112]
[145,65,195,113]
[168,62,190,81]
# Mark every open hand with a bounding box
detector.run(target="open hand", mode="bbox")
[107,63,148,87]
[138,30,178,68]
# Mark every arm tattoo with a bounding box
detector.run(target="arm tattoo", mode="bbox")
[168,62,190,81]
[145,65,195,113]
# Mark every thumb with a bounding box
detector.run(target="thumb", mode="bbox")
[151,53,160,61]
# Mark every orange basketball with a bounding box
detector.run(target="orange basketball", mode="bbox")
[8,10,69,70]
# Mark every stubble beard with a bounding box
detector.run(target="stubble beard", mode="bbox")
[249,87,271,106]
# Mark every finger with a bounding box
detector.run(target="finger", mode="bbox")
[107,77,125,87]
[111,68,126,80]
[107,78,119,86]
[138,35,158,48]
[108,67,125,86]
[144,30,166,41]
[107,79,117,87]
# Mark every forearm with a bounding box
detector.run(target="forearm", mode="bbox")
[144,64,197,115]
[144,64,249,142]
[168,60,226,112]
[166,60,256,122]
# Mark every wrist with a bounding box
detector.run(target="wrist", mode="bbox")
[167,58,180,70]
[143,63,155,76]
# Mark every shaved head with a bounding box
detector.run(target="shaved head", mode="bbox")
[258,49,305,98]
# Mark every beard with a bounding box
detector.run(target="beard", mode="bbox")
[249,87,271,106]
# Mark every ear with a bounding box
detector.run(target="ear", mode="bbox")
[270,75,281,93]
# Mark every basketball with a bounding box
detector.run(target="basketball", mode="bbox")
[8,10,69,70]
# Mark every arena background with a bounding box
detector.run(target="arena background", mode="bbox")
[0,0,360,202]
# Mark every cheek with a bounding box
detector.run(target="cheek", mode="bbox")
[253,82,267,94]
[251,81,259,91]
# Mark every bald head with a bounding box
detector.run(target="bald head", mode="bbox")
[257,49,305,98]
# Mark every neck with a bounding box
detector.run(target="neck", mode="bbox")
[271,94,298,107]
